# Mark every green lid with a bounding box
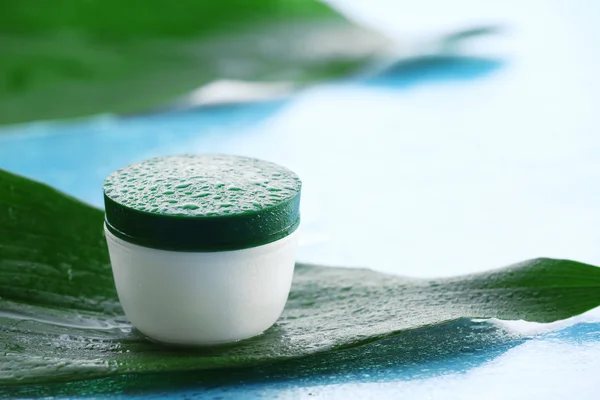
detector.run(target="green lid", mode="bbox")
[103,154,302,252]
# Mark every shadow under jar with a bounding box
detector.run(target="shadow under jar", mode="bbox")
[103,154,302,345]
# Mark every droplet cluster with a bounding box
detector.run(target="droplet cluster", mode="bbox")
[103,155,301,217]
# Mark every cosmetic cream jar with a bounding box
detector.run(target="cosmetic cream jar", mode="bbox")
[103,154,301,345]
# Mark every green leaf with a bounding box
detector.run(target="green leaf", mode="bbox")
[2,319,520,397]
[0,0,390,125]
[1,167,600,386]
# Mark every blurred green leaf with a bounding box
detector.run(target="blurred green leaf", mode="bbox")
[1,168,600,386]
[0,0,389,125]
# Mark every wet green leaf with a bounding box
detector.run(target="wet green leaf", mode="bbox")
[0,0,390,125]
[1,168,600,386]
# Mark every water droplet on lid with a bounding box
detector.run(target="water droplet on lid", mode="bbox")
[182,203,200,210]
[163,190,174,195]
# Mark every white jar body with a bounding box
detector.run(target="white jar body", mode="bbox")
[104,225,298,345]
